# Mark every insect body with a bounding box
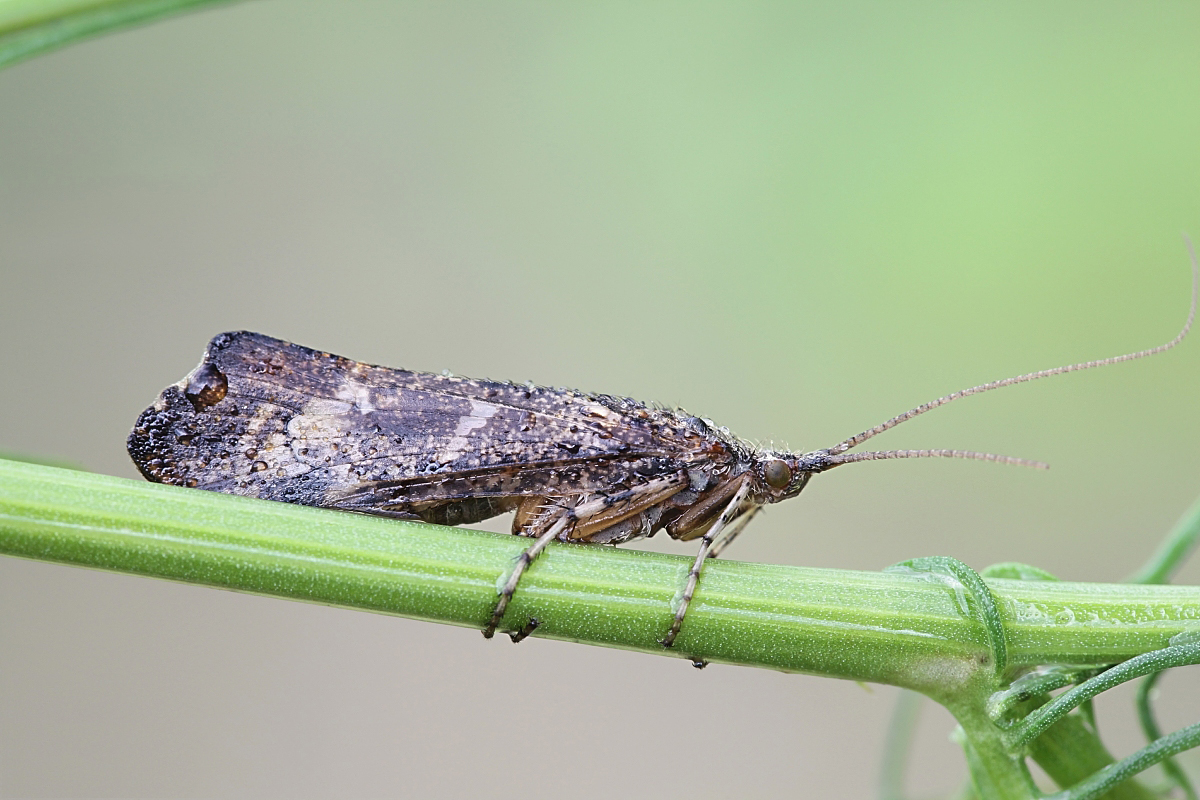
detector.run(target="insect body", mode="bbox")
[128,245,1196,649]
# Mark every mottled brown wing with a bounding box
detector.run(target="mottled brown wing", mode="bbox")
[128,332,724,515]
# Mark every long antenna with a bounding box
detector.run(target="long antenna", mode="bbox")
[816,236,1198,470]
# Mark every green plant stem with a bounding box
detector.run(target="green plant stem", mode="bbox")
[1045,722,1200,800]
[879,689,923,800]
[1005,643,1200,751]
[952,699,1042,800]
[1137,672,1199,800]
[953,696,1157,800]
[893,556,1008,677]
[0,0,241,69]
[1128,493,1200,585]
[987,668,1085,722]
[1027,711,1156,800]
[1121,459,1200,796]
[2,458,1199,691]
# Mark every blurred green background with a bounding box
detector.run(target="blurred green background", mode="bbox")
[1,2,1198,796]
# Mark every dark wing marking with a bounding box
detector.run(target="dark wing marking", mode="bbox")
[128,332,732,512]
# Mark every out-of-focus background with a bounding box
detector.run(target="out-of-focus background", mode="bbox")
[1,2,1198,796]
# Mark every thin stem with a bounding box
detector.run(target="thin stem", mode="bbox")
[1127,493,1200,585]
[0,0,241,70]
[879,690,923,800]
[1045,721,1200,800]
[986,667,1085,724]
[1135,672,1198,800]
[1004,642,1200,751]
[1025,712,1156,800]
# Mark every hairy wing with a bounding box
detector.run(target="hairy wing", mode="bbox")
[128,332,724,512]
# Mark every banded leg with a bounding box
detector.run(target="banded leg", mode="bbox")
[484,473,689,640]
[704,473,807,559]
[661,478,753,648]
[508,617,540,644]
[707,504,761,559]
[484,514,569,639]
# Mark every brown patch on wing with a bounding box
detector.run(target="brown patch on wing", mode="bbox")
[128,332,739,516]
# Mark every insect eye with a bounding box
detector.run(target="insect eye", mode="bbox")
[764,459,792,489]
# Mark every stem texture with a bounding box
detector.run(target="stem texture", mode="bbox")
[2,458,1199,688]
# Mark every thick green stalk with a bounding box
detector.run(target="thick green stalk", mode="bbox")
[2,458,1199,688]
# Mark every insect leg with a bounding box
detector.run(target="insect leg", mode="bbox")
[486,474,689,640]
[667,476,745,539]
[508,617,540,644]
[661,477,753,649]
[707,504,762,560]
[484,512,570,639]
[703,472,811,558]
[562,473,689,540]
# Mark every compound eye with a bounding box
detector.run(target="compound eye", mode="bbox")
[764,458,792,490]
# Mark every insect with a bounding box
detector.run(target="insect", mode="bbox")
[128,242,1196,650]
